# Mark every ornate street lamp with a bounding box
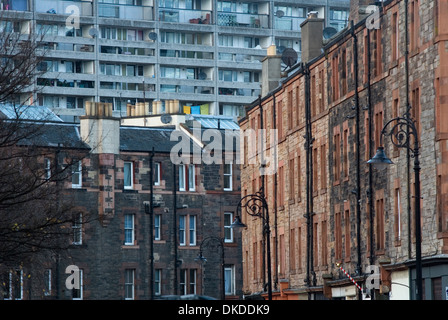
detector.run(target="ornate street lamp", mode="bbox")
[195,236,225,300]
[367,115,423,300]
[232,189,272,300]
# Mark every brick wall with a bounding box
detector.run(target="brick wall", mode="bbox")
[240,0,448,300]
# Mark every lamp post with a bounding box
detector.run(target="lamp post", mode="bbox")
[195,236,225,300]
[367,115,422,300]
[232,189,272,300]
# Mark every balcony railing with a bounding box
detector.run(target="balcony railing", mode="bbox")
[36,0,93,16]
[274,16,306,31]
[159,8,212,25]
[98,3,153,21]
[0,0,28,11]
[217,12,268,29]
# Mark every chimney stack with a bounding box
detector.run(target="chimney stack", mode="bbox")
[261,44,282,97]
[350,0,376,25]
[80,102,120,154]
[300,13,324,64]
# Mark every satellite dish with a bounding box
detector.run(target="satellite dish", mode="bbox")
[89,27,98,38]
[281,48,298,68]
[198,72,207,80]
[148,32,158,41]
[275,10,284,18]
[323,27,338,40]
[160,113,172,124]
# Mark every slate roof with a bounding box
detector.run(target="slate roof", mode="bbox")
[10,120,235,154]
[12,121,90,150]
[120,125,196,153]
[0,104,62,122]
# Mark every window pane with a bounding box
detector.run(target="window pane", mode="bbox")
[189,216,196,245]
[125,214,134,244]
[154,215,161,240]
[224,212,233,242]
[72,213,82,244]
[124,162,132,188]
[124,269,134,300]
[179,215,185,245]
[224,267,234,294]
[179,165,185,190]
[72,161,81,187]
[188,165,195,191]
[154,163,160,185]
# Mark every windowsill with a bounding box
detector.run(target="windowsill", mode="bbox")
[122,244,140,249]
[178,245,199,249]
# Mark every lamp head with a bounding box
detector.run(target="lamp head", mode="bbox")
[230,215,247,229]
[367,146,393,170]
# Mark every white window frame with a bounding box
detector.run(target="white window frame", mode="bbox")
[224,265,235,295]
[44,158,51,180]
[124,161,134,190]
[154,214,161,240]
[124,269,135,300]
[5,270,23,300]
[72,269,83,300]
[71,161,82,189]
[188,165,196,192]
[44,269,52,296]
[223,163,233,191]
[124,214,135,245]
[179,164,186,191]
[180,269,187,295]
[72,213,83,245]
[154,162,161,186]
[154,269,161,296]
[179,215,186,246]
[189,269,197,295]
[189,215,196,246]
[224,212,234,243]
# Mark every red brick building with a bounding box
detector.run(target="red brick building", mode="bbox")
[239,0,448,300]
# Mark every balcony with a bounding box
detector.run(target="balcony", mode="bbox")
[274,16,306,31]
[98,3,153,21]
[36,0,93,16]
[159,8,212,25]
[217,12,268,29]
[0,0,28,11]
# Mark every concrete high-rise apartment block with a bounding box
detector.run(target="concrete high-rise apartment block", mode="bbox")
[0,0,349,121]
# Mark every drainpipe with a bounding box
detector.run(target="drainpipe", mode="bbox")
[173,164,178,295]
[304,62,315,290]
[404,0,412,261]
[149,148,155,300]
[366,28,374,268]
[272,94,279,291]
[351,21,362,278]
[351,21,363,300]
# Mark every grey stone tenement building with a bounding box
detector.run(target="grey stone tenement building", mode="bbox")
[1,102,243,300]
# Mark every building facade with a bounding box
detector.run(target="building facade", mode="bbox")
[239,0,448,300]
[1,102,243,300]
[1,0,349,121]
